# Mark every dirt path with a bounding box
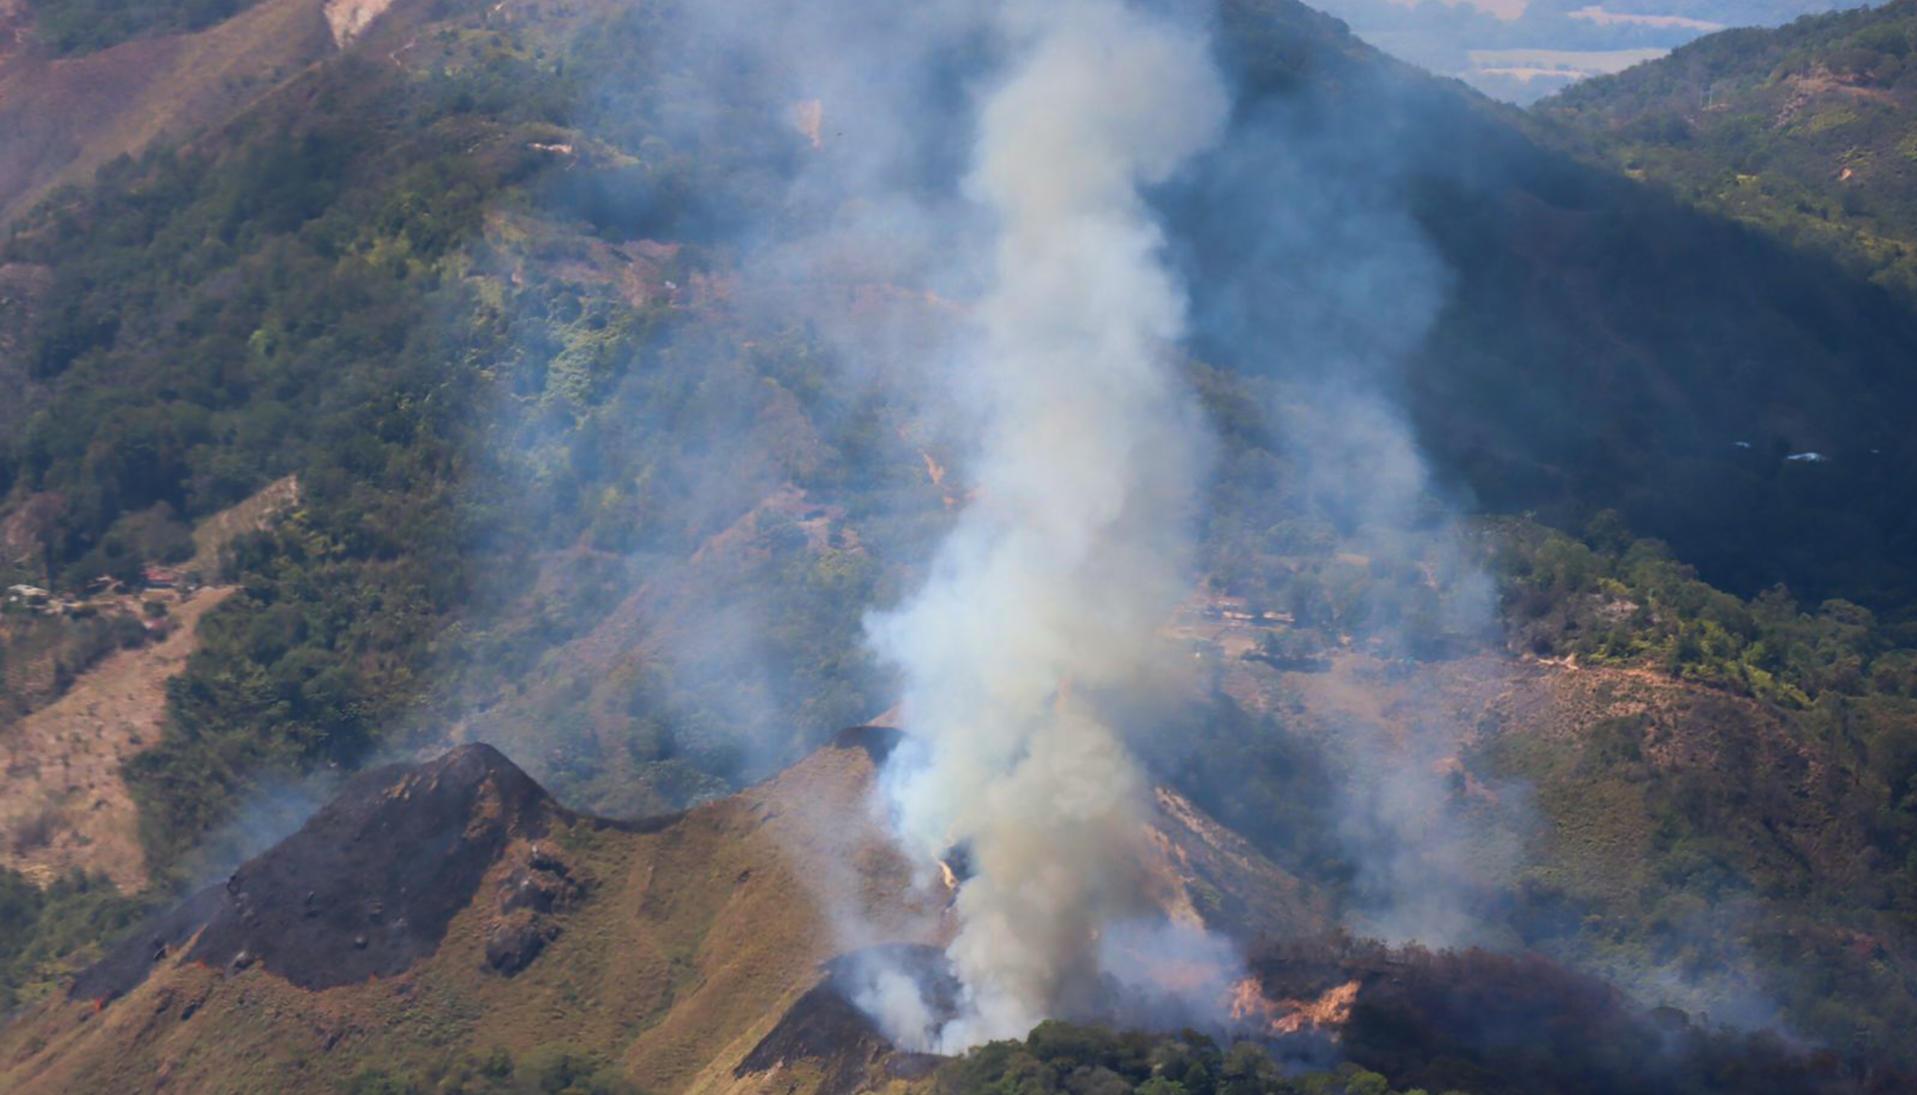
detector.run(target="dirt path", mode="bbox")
[0,587,234,890]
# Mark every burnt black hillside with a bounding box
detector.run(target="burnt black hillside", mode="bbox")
[70,744,579,1003]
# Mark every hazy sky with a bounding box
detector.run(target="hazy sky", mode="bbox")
[1325,0,1872,103]
[1401,0,1527,17]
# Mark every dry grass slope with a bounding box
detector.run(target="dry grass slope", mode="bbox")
[0,734,942,1093]
[0,476,306,890]
[0,724,1325,1094]
[0,0,338,224]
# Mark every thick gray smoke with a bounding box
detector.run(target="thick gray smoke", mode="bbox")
[541,0,1515,1044]
[862,0,1229,1050]
[460,0,1523,1050]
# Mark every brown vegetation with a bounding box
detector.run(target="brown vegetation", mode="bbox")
[0,0,336,224]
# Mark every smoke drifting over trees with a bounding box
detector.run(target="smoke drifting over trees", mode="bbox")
[592,0,1510,1050]
[10,0,1917,1072]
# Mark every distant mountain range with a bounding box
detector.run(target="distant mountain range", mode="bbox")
[1312,0,1886,102]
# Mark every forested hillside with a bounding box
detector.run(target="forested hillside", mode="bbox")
[7,0,1912,882]
[1544,0,1917,297]
[4,0,1917,1081]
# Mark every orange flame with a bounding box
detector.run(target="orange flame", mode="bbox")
[1229,976,1276,1024]
[1229,976,1360,1037]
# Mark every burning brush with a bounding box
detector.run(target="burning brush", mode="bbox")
[1230,976,1361,1038]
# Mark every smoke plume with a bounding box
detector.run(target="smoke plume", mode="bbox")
[862,0,1229,1051]
[451,0,1526,1051]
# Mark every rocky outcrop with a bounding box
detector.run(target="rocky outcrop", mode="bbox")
[483,841,584,975]
[322,0,395,46]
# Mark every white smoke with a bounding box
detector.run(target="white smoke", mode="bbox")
[863,0,1231,1052]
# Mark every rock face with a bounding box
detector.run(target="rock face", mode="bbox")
[483,841,584,975]
[73,744,567,1003]
[322,0,396,45]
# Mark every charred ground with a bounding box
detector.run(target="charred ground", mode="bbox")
[1245,939,1910,1095]
[0,731,959,1093]
[71,743,584,1002]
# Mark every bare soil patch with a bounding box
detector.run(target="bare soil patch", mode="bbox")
[0,586,234,890]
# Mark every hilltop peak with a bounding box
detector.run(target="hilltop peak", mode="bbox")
[73,742,571,1003]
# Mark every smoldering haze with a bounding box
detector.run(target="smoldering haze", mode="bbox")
[1160,79,1519,951]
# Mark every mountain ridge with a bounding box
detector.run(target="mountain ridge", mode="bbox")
[0,730,1333,1093]
[0,0,346,225]
[10,731,1897,1094]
